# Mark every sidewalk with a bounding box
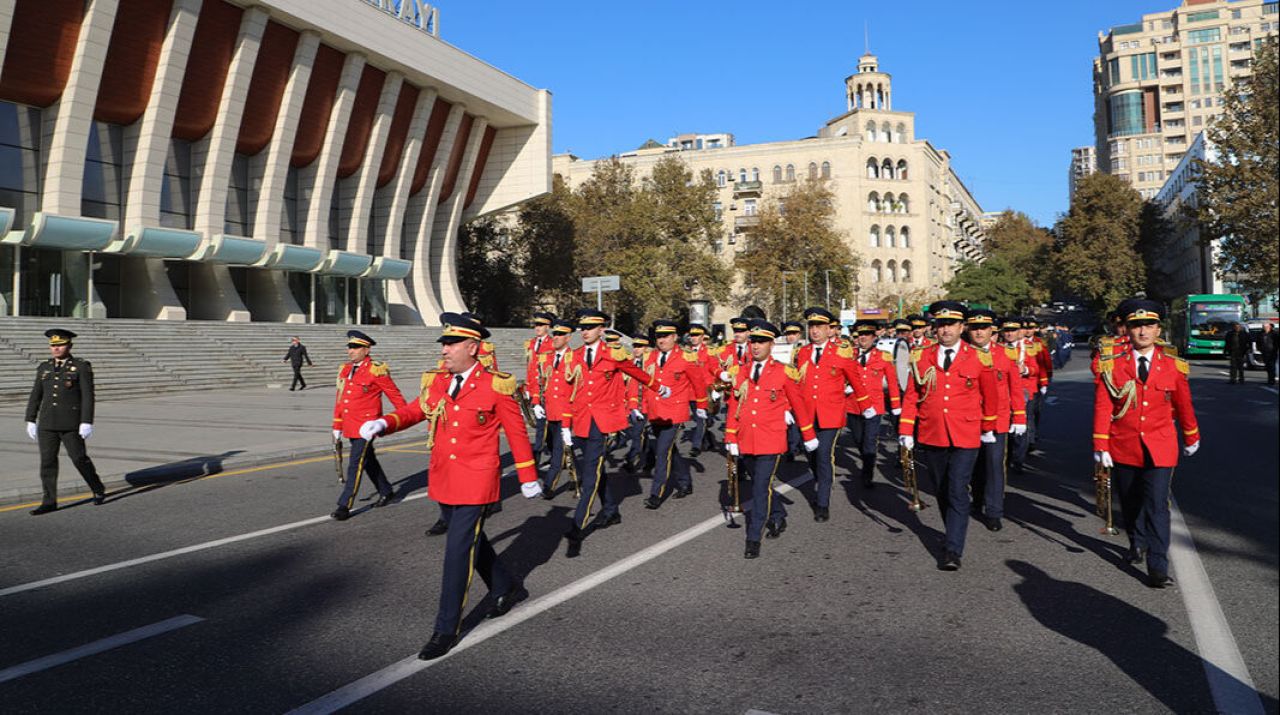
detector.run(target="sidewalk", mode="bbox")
[0,385,425,506]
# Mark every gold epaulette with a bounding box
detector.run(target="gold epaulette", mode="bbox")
[1098,353,1117,374]
[369,360,390,377]
[976,349,993,367]
[682,348,699,363]
[421,369,447,391]
[837,342,854,359]
[909,348,923,363]
[785,364,801,382]
[611,345,630,361]
[1161,343,1179,358]
[478,354,495,368]
[482,340,495,353]
[489,369,517,396]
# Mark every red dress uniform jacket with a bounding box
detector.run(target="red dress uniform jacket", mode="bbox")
[1093,347,1199,468]
[565,342,659,437]
[715,342,753,374]
[794,339,870,430]
[523,335,554,397]
[332,359,407,438]
[723,360,817,455]
[1006,341,1039,405]
[642,349,708,424]
[1031,337,1053,388]
[845,346,902,416]
[530,349,573,422]
[380,367,537,504]
[985,344,1028,433]
[899,342,999,449]
[625,356,646,411]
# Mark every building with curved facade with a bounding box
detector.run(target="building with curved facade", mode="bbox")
[0,0,551,324]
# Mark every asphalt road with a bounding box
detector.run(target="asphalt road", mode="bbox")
[0,357,1275,714]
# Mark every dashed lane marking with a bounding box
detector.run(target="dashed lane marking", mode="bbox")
[0,614,204,684]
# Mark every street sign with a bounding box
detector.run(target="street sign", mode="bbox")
[581,275,620,292]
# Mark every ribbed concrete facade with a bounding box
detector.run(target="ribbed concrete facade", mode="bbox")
[0,0,551,325]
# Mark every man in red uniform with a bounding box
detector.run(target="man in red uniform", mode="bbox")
[845,320,902,488]
[623,333,653,474]
[360,313,541,660]
[724,320,818,558]
[1025,316,1053,451]
[685,324,715,455]
[530,318,577,499]
[561,309,665,554]
[908,315,935,349]
[1093,299,1200,588]
[641,320,708,508]
[1001,317,1039,473]
[331,330,407,521]
[791,307,872,522]
[898,302,999,571]
[524,312,557,459]
[965,310,1027,532]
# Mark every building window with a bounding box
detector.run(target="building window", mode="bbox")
[895,123,906,143]
[896,159,908,180]
[808,162,818,180]
[160,139,193,230]
[1130,52,1157,81]
[898,194,910,214]
[772,165,782,183]
[821,161,831,179]
[867,192,880,212]
[1186,27,1221,44]
[717,170,727,187]
[869,225,880,247]
[1108,90,1146,135]
[1186,9,1219,22]
[739,169,747,183]
[871,259,883,283]
[785,164,795,182]
[743,198,757,216]
[713,201,722,221]
[225,153,252,236]
[751,167,760,182]
[0,101,44,228]
[866,158,879,179]
[865,121,877,142]
[1108,58,1121,85]
[886,226,896,248]
[901,226,911,248]
[901,259,912,283]
[882,158,895,180]
[82,122,124,221]
[883,192,895,213]
[887,259,898,283]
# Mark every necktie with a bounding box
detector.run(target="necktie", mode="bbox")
[450,374,464,399]
[535,337,543,351]
[860,352,868,367]
[659,351,668,368]
[586,347,594,367]
[349,363,359,380]
[752,362,762,383]
[737,345,744,362]
[943,349,954,371]
[814,347,823,365]
[554,353,562,370]
[1138,356,1149,383]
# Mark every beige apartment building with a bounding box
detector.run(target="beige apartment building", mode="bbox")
[1093,0,1279,199]
[553,53,985,326]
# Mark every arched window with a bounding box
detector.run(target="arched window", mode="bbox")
[895,122,906,143]
[898,194,910,214]
[901,260,913,282]
[807,162,817,180]
[869,224,881,248]
[772,165,782,183]
[821,161,831,179]
[751,167,760,182]
[897,159,908,180]
[739,169,748,183]
[865,121,877,142]
[867,192,880,212]
[881,122,892,142]
[900,226,911,248]
[883,192,895,213]
[871,259,883,283]
[885,226,896,248]
[866,158,879,179]
[785,164,795,182]
[887,259,898,282]
[716,170,727,187]
[882,158,894,180]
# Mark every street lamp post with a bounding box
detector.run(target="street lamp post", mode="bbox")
[824,269,833,306]
[782,271,796,319]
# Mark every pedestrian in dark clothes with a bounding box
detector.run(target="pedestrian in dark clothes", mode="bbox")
[284,336,314,390]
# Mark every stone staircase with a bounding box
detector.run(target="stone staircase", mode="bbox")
[0,317,531,401]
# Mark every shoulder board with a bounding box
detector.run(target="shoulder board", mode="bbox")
[1161,344,1179,358]
[478,353,495,368]
[909,348,923,363]
[1174,357,1189,375]
[482,340,495,353]
[368,360,390,377]
[523,338,533,348]
[976,349,993,367]
[784,364,801,382]
[421,369,447,390]
[682,349,699,363]
[837,343,854,359]
[611,345,629,361]
[489,369,517,396]
[1099,337,1114,346]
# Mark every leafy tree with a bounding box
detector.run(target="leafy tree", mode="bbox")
[981,210,1054,304]
[1051,172,1147,312]
[457,217,532,324]
[1136,200,1179,303]
[516,174,578,312]
[944,256,1034,315]
[1199,36,1279,294]
[734,179,858,320]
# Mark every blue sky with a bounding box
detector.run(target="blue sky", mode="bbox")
[442,1,1166,227]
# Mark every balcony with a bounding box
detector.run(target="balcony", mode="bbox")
[734,214,760,230]
[733,180,762,198]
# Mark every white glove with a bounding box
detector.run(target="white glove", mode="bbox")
[784,410,795,426]
[844,384,854,395]
[804,438,820,452]
[696,408,707,420]
[899,435,915,450]
[632,409,644,420]
[980,431,996,444]
[1010,423,1027,436]
[26,422,37,441]
[658,386,672,399]
[1094,451,1114,468]
[78,423,93,440]
[862,408,876,419]
[358,419,386,441]
[521,481,543,499]
[726,443,739,457]
[891,408,901,416]
[710,390,722,402]
[1039,386,1048,395]
[718,371,731,383]
[561,427,574,446]
[332,429,343,441]
[532,404,546,420]
[1183,441,1200,457]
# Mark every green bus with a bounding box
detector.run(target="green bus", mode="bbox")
[1169,294,1246,356]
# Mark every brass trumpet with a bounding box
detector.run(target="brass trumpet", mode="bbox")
[725,449,741,514]
[1094,462,1119,535]
[899,445,927,512]
[333,437,345,484]
[562,440,581,498]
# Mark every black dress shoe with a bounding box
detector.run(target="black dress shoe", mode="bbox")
[672,486,692,499]
[92,491,106,505]
[765,518,787,539]
[330,506,351,521]
[1128,547,1147,566]
[591,513,621,530]
[418,632,456,660]
[1147,570,1174,589]
[489,586,528,619]
[689,448,702,459]
[744,540,761,559]
[643,496,661,510]
[374,493,394,508]
[939,551,962,571]
[30,503,57,516]
[984,517,1003,532]
[813,506,830,523]
[425,518,448,536]
[540,482,556,500]
[623,458,636,474]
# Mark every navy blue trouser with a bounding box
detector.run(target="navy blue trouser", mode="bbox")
[972,432,1008,519]
[338,438,393,508]
[531,415,548,457]
[624,413,647,462]
[1028,393,1042,446]
[1010,390,1034,465]
[573,420,617,529]
[1113,459,1174,574]
[687,400,707,450]
[648,421,690,498]
[805,427,842,509]
[845,412,882,478]
[743,454,786,542]
[541,420,568,489]
[786,423,802,455]
[917,444,980,556]
[433,503,513,636]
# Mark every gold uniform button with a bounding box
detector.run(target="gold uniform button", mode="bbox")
[943,408,949,413]
[452,421,459,427]
[449,454,456,460]
[450,438,457,444]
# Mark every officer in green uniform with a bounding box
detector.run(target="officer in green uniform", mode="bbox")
[24,329,105,514]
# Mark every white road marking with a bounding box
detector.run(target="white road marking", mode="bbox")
[0,494,432,599]
[1169,498,1264,715]
[0,614,203,684]
[289,475,815,714]
[1261,386,1278,395]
